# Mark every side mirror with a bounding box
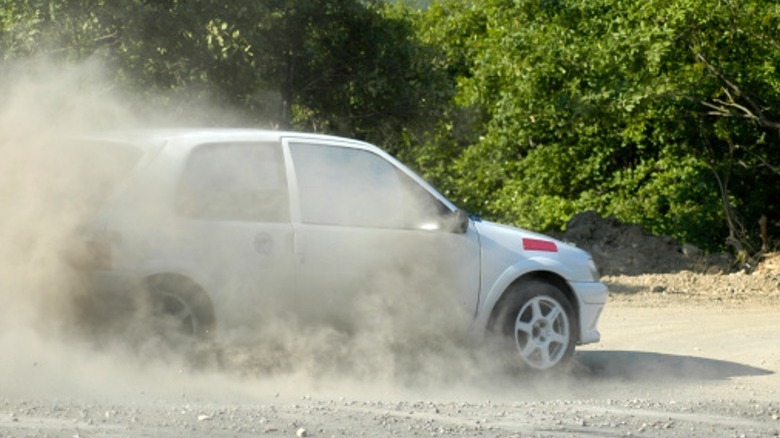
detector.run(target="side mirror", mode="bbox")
[452,209,470,234]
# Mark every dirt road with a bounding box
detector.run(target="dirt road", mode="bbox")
[1,275,779,437]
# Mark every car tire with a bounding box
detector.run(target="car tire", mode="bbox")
[145,277,215,346]
[493,280,576,371]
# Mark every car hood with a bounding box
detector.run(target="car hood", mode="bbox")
[473,219,598,282]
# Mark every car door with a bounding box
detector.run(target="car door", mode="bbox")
[284,138,481,327]
[174,141,295,332]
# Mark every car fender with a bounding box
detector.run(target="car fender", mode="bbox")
[474,255,578,330]
[135,257,214,294]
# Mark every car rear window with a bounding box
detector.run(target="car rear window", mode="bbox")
[176,142,290,222]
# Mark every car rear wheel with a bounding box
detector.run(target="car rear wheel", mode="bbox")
[493,280,576,370]
[145,277,215,347]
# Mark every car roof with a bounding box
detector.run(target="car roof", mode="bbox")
[89,128,371,148]
[84,128,461,213]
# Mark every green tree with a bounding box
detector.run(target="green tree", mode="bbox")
[0,0,450,153]
[422,0,780,253]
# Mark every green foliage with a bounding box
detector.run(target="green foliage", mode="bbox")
[600,154,726,247]
[0,0,449,153]
[280,1,452,152]
[422,0,780,251]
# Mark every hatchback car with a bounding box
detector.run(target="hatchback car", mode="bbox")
[81,129,607,370]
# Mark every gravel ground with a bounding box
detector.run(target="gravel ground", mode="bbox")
[2,271,780,438]
[1,395,778,438]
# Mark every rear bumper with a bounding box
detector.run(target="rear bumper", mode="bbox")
[570,280,608,344]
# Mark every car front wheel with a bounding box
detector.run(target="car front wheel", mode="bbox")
[494,280,576,370]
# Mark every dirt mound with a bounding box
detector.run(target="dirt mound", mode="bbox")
[603,271,780,307]
[556,211,733,276]
[755,252,780,274]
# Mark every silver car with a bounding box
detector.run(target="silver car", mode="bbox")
[82,129,607,370]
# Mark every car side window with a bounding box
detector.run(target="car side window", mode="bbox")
[177,142,289,222]
[290,143,448,229]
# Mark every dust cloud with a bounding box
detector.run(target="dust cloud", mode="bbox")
[0,59,585,404]
[0,59,132,329]
[0,59,154,400]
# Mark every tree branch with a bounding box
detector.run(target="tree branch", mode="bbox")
[696,52,780,130]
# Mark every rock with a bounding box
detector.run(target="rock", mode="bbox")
[296,427,308,437]
[682,243,703,257]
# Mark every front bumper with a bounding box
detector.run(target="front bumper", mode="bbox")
[571,280,609,345]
